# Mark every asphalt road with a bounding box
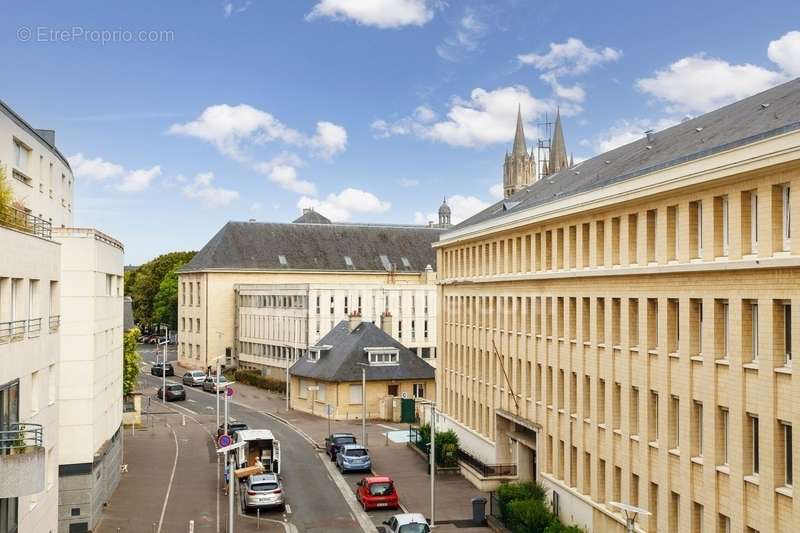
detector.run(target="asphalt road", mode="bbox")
[138,344,364,533]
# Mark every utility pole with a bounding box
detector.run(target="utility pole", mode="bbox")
[161,324,168,405]
[362,366,367,446]
[228,450,235,533]
[430,402,436,528]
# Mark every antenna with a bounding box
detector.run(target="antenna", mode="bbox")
[491,339,520,414]
[537,112,553,180]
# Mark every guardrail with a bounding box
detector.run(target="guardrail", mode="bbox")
[48,315,60,332]
[27,318,42,338]
[0,423,43,452]
[0,205,52,240]
[457,448,517,478]
[0,320,27,343]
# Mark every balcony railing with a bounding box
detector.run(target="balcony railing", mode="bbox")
[48,315,60,332]
[0,423,43,452]
[0,205,52,240]
[0,320,27,343]
[27,317,41,338]
[457,448,517,478]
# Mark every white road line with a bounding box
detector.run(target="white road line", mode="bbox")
[186,398,196,403]
[377,424,398,431]
[321,452,378,533]
[285,504,291,515]
[157,423,180,533]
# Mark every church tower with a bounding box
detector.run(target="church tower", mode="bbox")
[548,108,570,174]
[503,106,536,198]
[438,197,451,227]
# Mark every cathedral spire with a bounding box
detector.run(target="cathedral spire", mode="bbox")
[549,107,569,174]
[511,104,527,156]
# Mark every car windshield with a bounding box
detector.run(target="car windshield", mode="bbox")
[334,436,355,444]
[346,449,367,457]
[250,482,279,492]
[398,524,430,533]
[216,377,228,383]
[167,385,182,391]
[368,482,393,496]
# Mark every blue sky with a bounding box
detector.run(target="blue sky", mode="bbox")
[2,1,799,264]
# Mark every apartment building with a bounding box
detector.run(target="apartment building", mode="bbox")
[435,79,800,532]
[235,281,437,380]
[1,100,125,533]
[54,228,124,533]
[178,209,444,374]
[0,101,72,533]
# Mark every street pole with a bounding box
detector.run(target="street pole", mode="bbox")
[224,387,229,437]
[162,325,167,405]
[285,356,289,412]
[430,403,436,528]
[216,358,221,430]
[228,451,235,533]
[361,367,366,446]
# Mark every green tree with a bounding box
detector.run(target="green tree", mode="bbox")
[0,166,12,213]
[152,263,182,330]
[129,251,195,327]
[123,267,138,297]
[123,327,142,395]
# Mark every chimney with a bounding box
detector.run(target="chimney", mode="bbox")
[348,310,362,333]
[644,129,655,144]
[303,208,313,215]
[380,310,393,337]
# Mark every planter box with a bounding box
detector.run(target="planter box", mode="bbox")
[0,447,45,498]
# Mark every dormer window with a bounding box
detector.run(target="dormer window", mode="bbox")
[365,347,399,366]
[344,256,354,269]
[379,255,392,271]
[400,257,411,268]
[308,345,332,362]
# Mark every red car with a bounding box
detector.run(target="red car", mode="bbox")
[355,476,400,511]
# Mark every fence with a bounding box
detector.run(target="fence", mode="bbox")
[457,448,518,477]
[0,423,43,452]
[0,205,52,239]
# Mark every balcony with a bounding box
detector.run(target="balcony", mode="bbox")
[0,320,27,343]
[0,205,52,240]
[48,315,60,332]
[0,423,45,498]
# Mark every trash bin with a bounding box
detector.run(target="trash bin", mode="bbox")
[471,496,488,525]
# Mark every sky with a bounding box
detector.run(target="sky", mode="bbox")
[2,1,800,264]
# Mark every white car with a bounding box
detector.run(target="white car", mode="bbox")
[382,513,430,533]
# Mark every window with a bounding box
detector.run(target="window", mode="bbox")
[716,196,729,256]
[278,255,287,266]
[400,257,411,268]
[106,274,113,296]
[0,497,18,533]
[413,383,425,398]
[670,395,680,449]
[781,422,793,487]
[196,282,200,306]
[748,191,759,254]
[693,401,703,457]
[719,406,729,465]
[630,387,640,436]
[718,300,729,359]
[349,384,363,404]
[646,209,657,263]
[782,184,791,250]
[749,414,760,475]
[368,349,399,365]
[750,302,759,363]
[181,283,186,305]
[13,139,30,171]
[649,390,660,442]
[783,303,792,367]
[667,205,678,261]
[690,200,703,258]
[344,256,354,268]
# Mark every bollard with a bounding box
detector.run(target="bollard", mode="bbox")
[152,523,157,533]
[189,519,194,532]
[257,508,260,529]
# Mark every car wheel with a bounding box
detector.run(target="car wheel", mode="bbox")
[278,503,286,512]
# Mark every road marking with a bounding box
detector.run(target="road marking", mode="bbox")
[229,417,237,422]
[157,423,180,533]
[285,504,291,514]
[205,406,214,410]
[321,451,378,533]
[377,424,398,431]
[186,398,196,403]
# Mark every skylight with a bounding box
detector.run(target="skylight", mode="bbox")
[400,257,411,268]
[344,256,354,268]
[278,255,288,266]
[379,255,392,271]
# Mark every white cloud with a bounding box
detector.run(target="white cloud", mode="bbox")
[518,38,621,77]
[269,165,317,195]
[309,121,348,158]
[306,0,438,28]
[636,55,786,114]
[117,166,162,193]
[182,172,239,207]
[398,178,420,188]
[414,194,490,225]
[541,73,586,103]
[68,153,124,181]
[489,182,504,200]
[768,30,800,77]
[413,105,437,123]
[223,1,251,17]
[436,8,487,62]
[297,188,391,221]
[591,117,679,153]
[374,85,555,147]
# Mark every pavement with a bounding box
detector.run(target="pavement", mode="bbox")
[119,344,490,533]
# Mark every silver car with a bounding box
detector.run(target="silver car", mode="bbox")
[202,375,230,393]
[241,473,285,512]
[182,370,206,386]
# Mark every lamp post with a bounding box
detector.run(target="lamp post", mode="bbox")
[609,502,650,532]
[417,399,437,527]
[356,363,368,446]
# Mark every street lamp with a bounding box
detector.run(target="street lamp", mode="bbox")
[355,363,369,446]
[417,399,437,528]
[609,502,650,532]
[216,440,246,533]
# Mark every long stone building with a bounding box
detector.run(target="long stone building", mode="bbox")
[435,79,800,532]
[178,208,447,376]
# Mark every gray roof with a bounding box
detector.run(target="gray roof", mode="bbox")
[289,320,435,382]
[180,221,443,273]
[454,76,800,231]
[293,209,332,224]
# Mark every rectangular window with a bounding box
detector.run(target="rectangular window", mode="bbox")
[670,395,680,449]
[611,217,621,265]
[647,298,658,351]
[581,223,590,269]
[667,299,679,354]
[720,196,729,256]
[628,213,639,264]
[720,407,729,465]
[14,139,30,171]
[749,414,760,475]
[667,205,678,261]
[630,386,640,436]
[413,383,425,398]
[782,422,793,487]
[693,401,703,457]
[597,378,606,425]
[749,191,759,254]
[717,300,729,359]
[595,221,605,266]
[612,382,621,430]
[691,299,703,356]
[646,209,657,263]
[783,303,792,367]
[782,184,791,250]
[649,390,659,442]
[690,201,703,258]
[750,302,759,363]
[719,514,731,533]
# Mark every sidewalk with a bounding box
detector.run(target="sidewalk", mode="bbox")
[193,364,490,532]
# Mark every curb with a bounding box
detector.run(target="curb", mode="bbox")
[265,411,323,450]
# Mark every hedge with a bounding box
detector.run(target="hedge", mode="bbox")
[414,424,460,467]
[495,481,583,533]
[227,369,286,394]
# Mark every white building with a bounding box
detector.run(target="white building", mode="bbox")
[0,99,124,533]
[235,281,438,380]
[54,228,124,533]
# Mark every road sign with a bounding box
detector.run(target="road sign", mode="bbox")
[307,386,320,391]
[218,434,232,448]
[226,386,234,397]
[325,404,335,416]
[401,392,408,399]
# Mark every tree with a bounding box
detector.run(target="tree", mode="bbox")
[123,327,142,395]
[129,251,195,327]
[152,263,181,330]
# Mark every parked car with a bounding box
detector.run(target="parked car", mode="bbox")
[217,421,249,438]
[203,375,231,393]
[336,444,371,473]
[240,473,285,512]
[325,432,356,461]
[182,370,207,386]
[151,363,174,377]
[355,476,399,511]
[382,513,430,533]
[157,384,186,402]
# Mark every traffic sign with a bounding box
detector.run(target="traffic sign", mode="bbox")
[218,434,232,448]
[325,404,335,416]
[226,386,234,397]
[401,392,408,399]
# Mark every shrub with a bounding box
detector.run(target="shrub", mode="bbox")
[544,522,584,533]
[496,481,546,522]
[231,369,286,394]
[507,498,553,533]
[415,424,460,467]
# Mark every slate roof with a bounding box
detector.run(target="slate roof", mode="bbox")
[454,76,800,231]
[289,320,435,382]
[293,209,332,224]
[180,221,443,273]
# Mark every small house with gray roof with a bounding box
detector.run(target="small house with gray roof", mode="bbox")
[289,312,435,421]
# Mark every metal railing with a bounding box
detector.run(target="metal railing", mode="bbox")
[457,448,517,478]
[0,205,52,240]
[27,318,42,338]
[48,315,60,332]
[0,423,43,452]
[0,320,27,343]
